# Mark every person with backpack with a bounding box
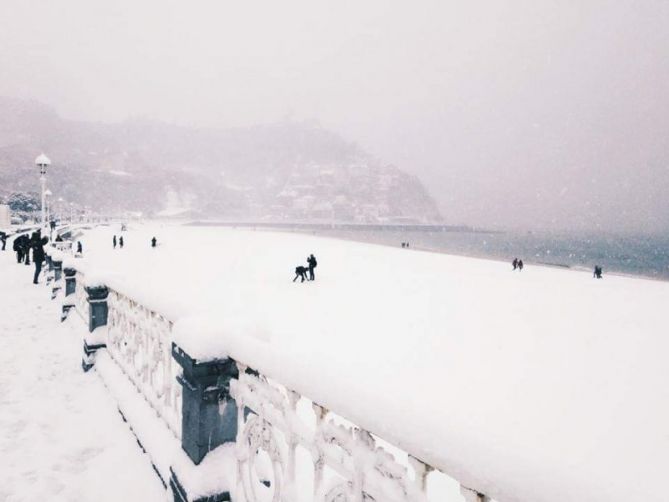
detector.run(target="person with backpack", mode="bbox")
[31,231,49,284]
[307,254,317,281]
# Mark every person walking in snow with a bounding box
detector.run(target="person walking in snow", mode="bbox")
[293,265,308,283]
[22,235,31,265]
[31,231,49,284]
[13,235,23,263]
[0,232,6,251]
[113,235,117,249]
[593,265,603,279]
[119,236,124,248]
[151,237,157,248]
[517,259,524,271]
[512,258,518,270]
[307,254,317,281]
[77,241,83,255]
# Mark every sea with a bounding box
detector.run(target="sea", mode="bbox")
[190,222,669,281]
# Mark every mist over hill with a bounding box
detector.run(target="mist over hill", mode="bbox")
[0,97,441,223]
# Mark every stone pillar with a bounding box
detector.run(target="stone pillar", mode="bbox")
[51,260,63,299]
[61,267,77,321]
[53,260,62,282]
[81,285,108,372]
[64,267,76,296]
[86,285,108,333]
[172,343,239,465]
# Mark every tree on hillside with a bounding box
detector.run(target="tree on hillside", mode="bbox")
[7,192,40,212]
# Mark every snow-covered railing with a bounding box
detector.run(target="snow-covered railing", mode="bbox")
[58,258,491,501]
[231,362,443,502]
[169,340,492,502]
[106,290,183,439]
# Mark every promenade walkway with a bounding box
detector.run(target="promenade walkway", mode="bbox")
[0,250,165,501]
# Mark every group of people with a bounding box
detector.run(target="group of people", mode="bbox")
[293,254,318,283]
[511,258,524,271]
[112,235,124,249]
[12,230,49,284]
[401,242,410,248]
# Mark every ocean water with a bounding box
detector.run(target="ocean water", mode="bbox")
[306,228,669,281]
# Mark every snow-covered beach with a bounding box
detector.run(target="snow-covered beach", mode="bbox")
[51,222,669,502]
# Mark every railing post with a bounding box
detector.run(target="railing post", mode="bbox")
[86,285,108,332]
[81,285,108,372]
[51,259,62,299]
[61,267,77,321]
[172,343,239,464]
[64,267,76,296]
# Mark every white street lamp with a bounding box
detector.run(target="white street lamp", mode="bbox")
[44,189,53,222]
[35,153,51,227]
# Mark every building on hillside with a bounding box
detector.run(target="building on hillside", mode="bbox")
[0,204,11,227]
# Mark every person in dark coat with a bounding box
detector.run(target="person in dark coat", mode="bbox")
[307,254,317,281]
[151,237,157,248]
[293,266,308,283]
[593,265,603,279]
[77,241,83,255]
[119,236,124,248]
[113,235,117,249]
[31,232,48,284]
[22,235,31,265]
[512,258,518,270]
[0,232,6,251]
[517,259,524,271]
[13,235,23,262]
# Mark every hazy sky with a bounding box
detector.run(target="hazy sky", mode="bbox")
[1,0,668,233]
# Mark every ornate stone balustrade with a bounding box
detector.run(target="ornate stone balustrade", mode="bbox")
[60,259,491,502]
[106,290,183,440]
[229,362,477,502]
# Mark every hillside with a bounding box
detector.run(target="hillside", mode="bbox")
[0,97,441,222]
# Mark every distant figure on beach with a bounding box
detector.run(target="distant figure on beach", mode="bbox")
[151,237,157,248]
[593,265,603,279]
[119,236,124,248]
[517,259,524,271]
[293,265,308,283]
[113,235,117,249]
[512,258,518,270]
[307,254,317,281]
[77,241,83,255]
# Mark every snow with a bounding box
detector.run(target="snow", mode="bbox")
[0,249,166,501]
[55,223,669,502]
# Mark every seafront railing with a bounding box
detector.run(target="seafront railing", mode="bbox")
[106,289,182,439]
[48,241,492,502]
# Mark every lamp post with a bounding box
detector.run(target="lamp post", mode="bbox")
[44,189,53,222]
[35,153,51,228]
